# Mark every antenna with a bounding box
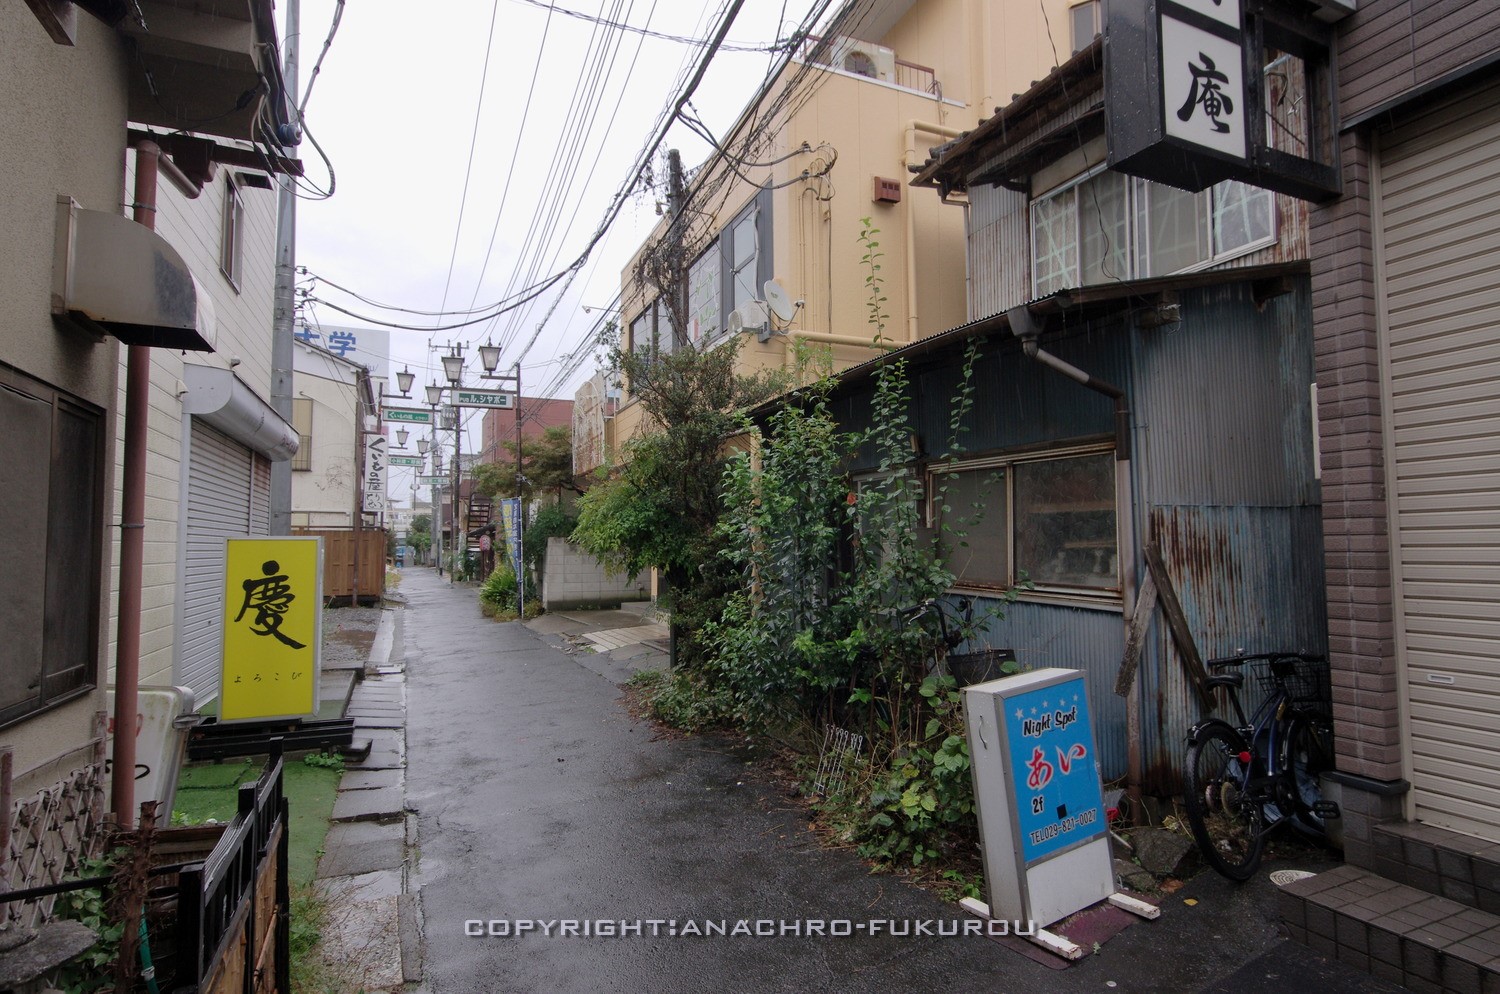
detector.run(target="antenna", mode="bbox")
[763,280,795,323]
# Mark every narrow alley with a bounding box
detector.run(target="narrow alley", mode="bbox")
[393,568,1390,994]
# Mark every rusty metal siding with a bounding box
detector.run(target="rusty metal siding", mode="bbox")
[968,186,1032,321]
[1135,505,1331,794]
[1128,278,1328,790]
[954,595,1131,783]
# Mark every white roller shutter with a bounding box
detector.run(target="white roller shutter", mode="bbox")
[179,422,269,706]
[1378,79,1500,842]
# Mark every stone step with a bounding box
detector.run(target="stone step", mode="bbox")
[1372,821,1500,915]
[1278,864,1500,994]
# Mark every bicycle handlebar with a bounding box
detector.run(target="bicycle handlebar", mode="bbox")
[1204,650,1327,670]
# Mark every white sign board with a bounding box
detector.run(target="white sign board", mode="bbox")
[1160,15,1248,161]
[964,668,1115,928]
[364,434,388,512]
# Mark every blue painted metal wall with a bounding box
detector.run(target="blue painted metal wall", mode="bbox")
[825,277,1326,794]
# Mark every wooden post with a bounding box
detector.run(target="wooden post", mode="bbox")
[1142,540,1215,712]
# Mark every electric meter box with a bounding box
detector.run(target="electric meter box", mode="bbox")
[964,668,1114,927]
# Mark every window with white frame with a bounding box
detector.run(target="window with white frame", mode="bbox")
[1069,0,1101,54]
[932,445,1117,597]
[292,398,313,471]
[688,247,721,345]
[1032,171,1275,296]
[220,172,244,291]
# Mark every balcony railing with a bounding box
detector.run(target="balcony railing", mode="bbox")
[799,35,940,97]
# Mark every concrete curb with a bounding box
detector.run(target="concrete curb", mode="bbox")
[370,607,396,669]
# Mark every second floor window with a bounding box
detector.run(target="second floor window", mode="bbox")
[292,398,313,471]
[1031,170,1275,297]
[220,173,244,291]
[1069,0,1101,55]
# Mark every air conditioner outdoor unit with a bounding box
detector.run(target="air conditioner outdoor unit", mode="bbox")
[830,36,896,82]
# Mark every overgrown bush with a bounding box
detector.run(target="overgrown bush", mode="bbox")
[480,559,518,607]
[523,502,578,576]
[627,669,735,732]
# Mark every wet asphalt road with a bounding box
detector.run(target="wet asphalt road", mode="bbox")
[398,569,1399,994]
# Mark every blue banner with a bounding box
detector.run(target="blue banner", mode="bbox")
[1003,677,1107,863]
[498,498,523,580]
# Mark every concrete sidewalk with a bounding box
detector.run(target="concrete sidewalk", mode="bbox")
[312,589,421,993]
[386,567,1406,994]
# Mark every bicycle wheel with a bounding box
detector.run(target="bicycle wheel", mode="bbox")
[1183,726,1265,880]
[1281,713,1335,837]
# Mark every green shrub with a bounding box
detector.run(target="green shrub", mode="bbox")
[480,560,518,607]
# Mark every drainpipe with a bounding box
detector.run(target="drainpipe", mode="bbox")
[904,120,966,341]
[112,141,163,828]
[1007,305,1143,817]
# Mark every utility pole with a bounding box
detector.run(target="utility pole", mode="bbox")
[352,366,367,606]
[666,148,688,351]
[270,0,300,535]
[514,362,524,618]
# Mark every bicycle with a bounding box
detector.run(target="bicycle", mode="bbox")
[1182,651,1340,880]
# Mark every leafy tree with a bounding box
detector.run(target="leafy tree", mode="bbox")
[406,514,432,558]
[571,330,789,669]
[472,425,578,501]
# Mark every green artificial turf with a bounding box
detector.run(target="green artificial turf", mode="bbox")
[174,756,341,884]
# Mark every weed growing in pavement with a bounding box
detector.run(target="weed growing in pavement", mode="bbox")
[303,750,345,774]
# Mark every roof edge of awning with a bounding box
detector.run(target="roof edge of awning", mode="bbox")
[182,364,299,462]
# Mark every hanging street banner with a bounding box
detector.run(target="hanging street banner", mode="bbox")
[390,455,425,467]
[382,406,434,424]
[454,388,514,409]
[498,498,523,579]
[220,537,322,722]
[364,435,388,512]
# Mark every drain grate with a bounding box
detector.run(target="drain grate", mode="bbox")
[1269,869,1317,887]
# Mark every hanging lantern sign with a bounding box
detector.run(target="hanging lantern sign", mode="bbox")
[1104,0,1340,200]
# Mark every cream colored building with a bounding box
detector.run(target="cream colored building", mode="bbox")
[112,152,296,705]
[291,339,377,529]
[596,0,1107,465]
[2,0,296,895]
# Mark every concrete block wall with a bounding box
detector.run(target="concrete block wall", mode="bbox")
[541,538,650,610]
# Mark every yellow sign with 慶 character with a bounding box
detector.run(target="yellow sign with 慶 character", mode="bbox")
[220,537,322,721]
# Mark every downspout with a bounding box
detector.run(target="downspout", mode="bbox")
[1007,306,1143,817]
[904,121,966,341]
[113,141,161,828]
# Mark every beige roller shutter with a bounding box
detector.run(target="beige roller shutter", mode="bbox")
[1378,79,1500,842]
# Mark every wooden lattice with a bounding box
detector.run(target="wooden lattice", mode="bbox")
[0,719,109,929]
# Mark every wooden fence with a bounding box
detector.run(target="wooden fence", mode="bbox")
[291,527,387,604]
[175,752,289,994]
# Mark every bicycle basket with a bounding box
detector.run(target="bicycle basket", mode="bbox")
[947,648,1017,688]
[1252,655,1331,711]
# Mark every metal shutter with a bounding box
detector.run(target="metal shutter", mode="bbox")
[1378,79,1500,842]
[179,423,264,706]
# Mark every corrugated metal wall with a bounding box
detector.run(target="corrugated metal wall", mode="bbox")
[1129,280,1327,792]
[968,186,1031,321]
[957,596,1134,783]
[826,278,1326,794]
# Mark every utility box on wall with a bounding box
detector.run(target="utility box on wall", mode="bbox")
[964,668,1114,927]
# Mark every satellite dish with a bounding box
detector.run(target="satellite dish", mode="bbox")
[763,280,795,323]
[727,308,745,335]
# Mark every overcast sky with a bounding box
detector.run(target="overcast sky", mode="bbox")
[288,0,823,502]
[291,0,820,387]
